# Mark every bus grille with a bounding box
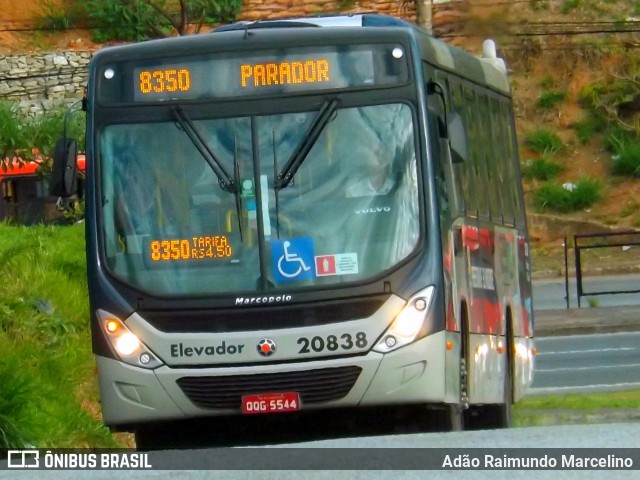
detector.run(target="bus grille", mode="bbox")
[139,296,387,333]
[176,366,362,409]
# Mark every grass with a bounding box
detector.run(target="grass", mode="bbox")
[514,390,640,427]
[522,156,563,181]
[607,132,640,177]
[517,389,640,410]
[524,128,565,155]
[0,222,118,448]
[572,115,604,144]
[561,0,582,14]
[536,90,567,109]
[533,177,602,213]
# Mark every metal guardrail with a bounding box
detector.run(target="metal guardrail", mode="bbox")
[564,231,640,308]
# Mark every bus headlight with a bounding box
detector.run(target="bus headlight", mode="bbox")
[115,332,140,356]
[373,286,434,354]
[98,311,163,369]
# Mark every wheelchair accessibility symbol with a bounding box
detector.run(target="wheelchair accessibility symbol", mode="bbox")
[272,238,315,282]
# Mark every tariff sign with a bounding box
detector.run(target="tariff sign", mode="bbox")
[241,392,301,414]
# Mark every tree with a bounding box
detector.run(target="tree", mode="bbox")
[416,0,433,33]
[84,0,244,42]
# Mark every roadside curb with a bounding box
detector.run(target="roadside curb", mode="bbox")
[535,306,640,337]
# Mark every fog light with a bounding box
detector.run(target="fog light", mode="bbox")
[414,298,427,311]
[385,336,397,348]
[139,353,151,365]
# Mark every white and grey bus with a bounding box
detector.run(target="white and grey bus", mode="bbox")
[53,13,535,448]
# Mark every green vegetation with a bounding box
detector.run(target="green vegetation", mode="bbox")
[606,131,640,177]
[573,115,605,144]
[620,200,639,218]
[587,297,600,307]
[0,223,117,448]
[561,0,582,14]
[533,177,602,213]
[36,0,244,42]
[516,390,640,410]
[530,0,550,11]
[0,101,85,170]
[36,0,75,31]
[524,128,565,155]
[522,156,563,181]
[536,90,567,110]
[80,0,243,42]
[514,390,640,427]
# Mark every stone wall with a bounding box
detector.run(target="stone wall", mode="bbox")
[0,51,91,115]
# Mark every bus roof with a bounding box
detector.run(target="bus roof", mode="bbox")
[212,13,415,31]
[92,13,510,95]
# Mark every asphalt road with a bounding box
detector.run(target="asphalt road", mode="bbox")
[531,331,640,394]
[533,274,640,310]
[2,423,639,478]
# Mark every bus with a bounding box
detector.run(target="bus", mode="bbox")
[52,13,535,448]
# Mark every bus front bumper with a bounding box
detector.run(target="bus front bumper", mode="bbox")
[97,330,460,427]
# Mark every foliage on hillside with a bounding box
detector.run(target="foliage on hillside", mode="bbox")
[4,0,640,237]
[37,0,244,41]
[455,0,640,235]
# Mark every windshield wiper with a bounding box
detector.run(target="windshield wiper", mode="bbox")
[274,98,338,190]
[232,135,243,242]
[172,106,237,193]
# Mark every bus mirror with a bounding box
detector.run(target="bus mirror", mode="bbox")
[50,137,78,197]
[447,113,468,164]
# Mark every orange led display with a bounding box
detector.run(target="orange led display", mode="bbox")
[149,235,232,262]
[240,59,330,88]
[138,69,191,95]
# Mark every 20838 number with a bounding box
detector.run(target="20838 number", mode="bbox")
[297,332,368,354]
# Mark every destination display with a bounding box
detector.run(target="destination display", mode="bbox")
[148,235,233,263]
[97,44,409,104]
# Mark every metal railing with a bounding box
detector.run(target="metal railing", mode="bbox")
[564,231,640,308]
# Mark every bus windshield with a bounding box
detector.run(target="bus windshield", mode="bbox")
[100,103,419,296]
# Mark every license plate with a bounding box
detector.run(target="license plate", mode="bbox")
[241,392,300,414]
